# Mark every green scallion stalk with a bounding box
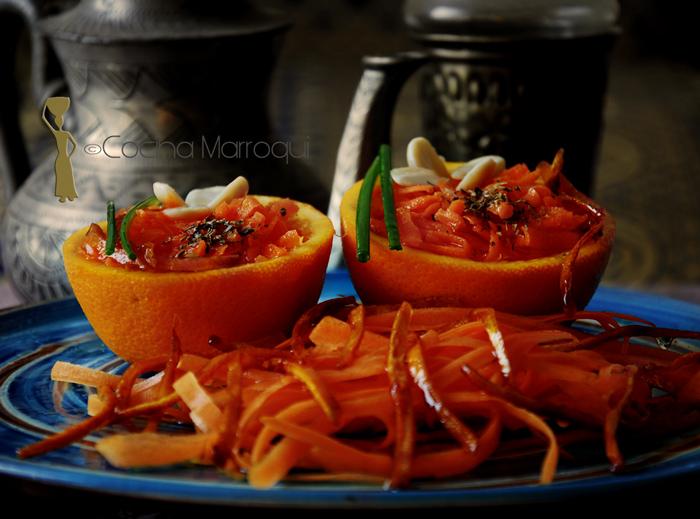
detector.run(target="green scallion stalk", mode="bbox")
[120,195,160,261]
[379,144,402,251]
[355,156,381,263]
[105,200,116,255]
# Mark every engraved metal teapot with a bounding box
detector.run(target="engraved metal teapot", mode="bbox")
[329,0,619,264]
[0,0,294,301]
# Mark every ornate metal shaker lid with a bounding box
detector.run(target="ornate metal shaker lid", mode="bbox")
[404,0,620,43]
[40,0,291,43]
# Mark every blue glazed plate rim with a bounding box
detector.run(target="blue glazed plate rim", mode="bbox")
[0,270,699,507]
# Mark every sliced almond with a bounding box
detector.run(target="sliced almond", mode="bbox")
[450,155,506,179]
[453,156,506,191]
[406,137,449,177]
[185,186,226,207]
[153,182,186,208]
[162,206,213,219]
[207,176,249,209]
[390,166,443,186]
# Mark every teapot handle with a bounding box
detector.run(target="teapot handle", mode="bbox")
[327,51,429,267]
[0,0,63,203]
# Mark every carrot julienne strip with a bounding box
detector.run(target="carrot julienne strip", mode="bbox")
[196,351,242,384]
[291,296,357,355]
[285,362,340,424]
[461,364,541,411]
[495,400,559,484]
[214,355,243,471]
[115,355,169,409]
[51,361,121,388]
[260,416,391,479]
[246,437,311,489]
[238,376,295,434]
[145,330,183,432]
[116,391,180,419]
[19,386,117,459]
[177,353,209,373]
[386,301,415,488]
[561,325,700,352]
[560,220,605,314]
[172,371,223,433]
[544,310,655,328]
[250,398,323,465]
[603,365,636,471]
[474,308,511,378]
[337,305,365,367]
[410,412,502,479]
[408,339,478,452]
[96,432,217,468]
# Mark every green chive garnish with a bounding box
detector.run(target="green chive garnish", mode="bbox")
[120,195,160,261]
[105,200,116,255]
[356,156,381,263]
[379,144,402,251]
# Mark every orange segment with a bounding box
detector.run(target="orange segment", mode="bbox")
[341,181,615,315]
[64,196,334,360]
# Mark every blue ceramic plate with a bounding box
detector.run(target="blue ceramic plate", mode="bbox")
[0,270,699,507]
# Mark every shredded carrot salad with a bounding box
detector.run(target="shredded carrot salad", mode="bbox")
[370,154,604,261]
[82,196,305,272]
[19,299,700,488]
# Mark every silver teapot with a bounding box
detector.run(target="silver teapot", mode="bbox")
[0,0,295,301]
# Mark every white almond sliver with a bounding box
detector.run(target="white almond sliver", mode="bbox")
[162,206,213,219]
[453,156,506,191]
[207,176,249,209]
[390,166,443,186]
[185,186,226,207]
[153,182,186,207]
[406,137,449,177]
[450,155,505,179]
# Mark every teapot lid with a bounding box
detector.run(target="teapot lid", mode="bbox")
[404,0,620,43]
[41,0,291,43]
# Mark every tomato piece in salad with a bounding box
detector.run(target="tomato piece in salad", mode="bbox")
[81,196,305,272]
[369,162,603,262]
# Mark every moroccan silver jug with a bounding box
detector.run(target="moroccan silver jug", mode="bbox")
[0,0,298,302]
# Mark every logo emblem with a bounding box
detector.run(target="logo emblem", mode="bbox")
[42,97,78,203]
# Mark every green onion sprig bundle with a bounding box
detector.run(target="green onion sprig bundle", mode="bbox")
[105,195,160,261]
[355,145,402,263]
